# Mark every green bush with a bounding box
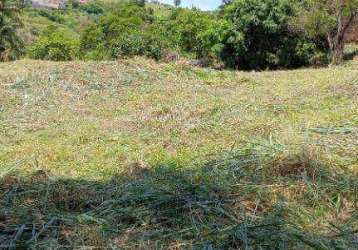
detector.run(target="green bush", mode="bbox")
[196,18,232,62]
[79,2,168,61]
[0,18,23,61]
[209,0,328,69]
[79,0,104,15]
[79,24,108,60]
[165,8,214,57]
[142,27,167,60]
[110,29,166,60]
[28,27,79,61]
[344,43,358,60]
[21,0,332,68]
[37,9,65,23]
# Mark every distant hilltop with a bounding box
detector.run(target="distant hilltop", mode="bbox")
[27,0,88,9]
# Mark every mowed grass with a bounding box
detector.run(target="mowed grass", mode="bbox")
[0,58,357,249]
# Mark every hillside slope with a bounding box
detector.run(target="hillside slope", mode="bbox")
[0,59,357,248]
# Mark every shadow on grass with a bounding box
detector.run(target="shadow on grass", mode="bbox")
[1,149,357,249]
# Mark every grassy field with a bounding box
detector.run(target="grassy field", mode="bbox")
[0,59,357,249]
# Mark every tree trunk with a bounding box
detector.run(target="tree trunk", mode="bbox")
[330,41,344,65]
[328,31,344,65]
[328,5,357,65]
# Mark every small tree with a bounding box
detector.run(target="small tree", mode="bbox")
[299,0,358,65]
[0,0,23,61]
[213,0,320,70]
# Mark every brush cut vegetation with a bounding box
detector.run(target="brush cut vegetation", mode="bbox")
[0,59,357,248]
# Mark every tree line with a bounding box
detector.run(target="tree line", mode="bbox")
[0,0,357,69]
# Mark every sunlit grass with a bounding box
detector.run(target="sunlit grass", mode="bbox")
[0,58,357,248]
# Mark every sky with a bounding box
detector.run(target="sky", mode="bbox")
[155,0,222,11]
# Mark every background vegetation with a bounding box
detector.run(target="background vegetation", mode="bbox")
[1,0,357,69]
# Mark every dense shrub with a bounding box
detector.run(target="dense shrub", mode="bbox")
[79,24,108,60]
[79,1,328,67]
[22,0,332,68]
[28,26,79,61]
[37,9,65,23]
[110,30,164,60]
[79,0,104,15]
[196,18,233,62]
[79,2,167,60]
[165,8,214,57]
[211,0,328,69]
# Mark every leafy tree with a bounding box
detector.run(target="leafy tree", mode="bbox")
[0,0,23,61]
[196,18,232,61]
[211,0,324,69]
[166,8,214,57]
[298,0,358,64]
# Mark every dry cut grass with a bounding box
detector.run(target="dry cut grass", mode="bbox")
[0,58,357,249]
